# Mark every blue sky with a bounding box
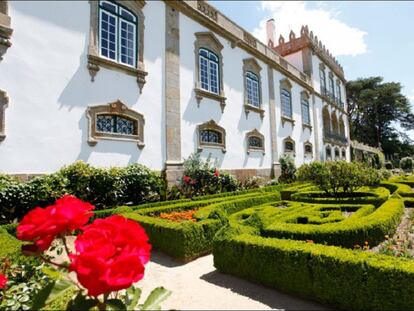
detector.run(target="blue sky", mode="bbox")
[210,1,414,140]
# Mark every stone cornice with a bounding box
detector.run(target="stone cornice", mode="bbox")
[164,0,315,92]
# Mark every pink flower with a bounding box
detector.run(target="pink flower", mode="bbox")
[0,274,8,289]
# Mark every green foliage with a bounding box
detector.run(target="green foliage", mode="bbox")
[400,157,413,171]
[296,161,382,195]
[278,155,296,183]
[180,153,240,197]
[213,233,414,311]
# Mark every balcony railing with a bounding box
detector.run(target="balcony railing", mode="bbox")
[324,130,348,144]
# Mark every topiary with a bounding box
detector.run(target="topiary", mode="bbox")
[278,155,296,184]
[400,157,413,172]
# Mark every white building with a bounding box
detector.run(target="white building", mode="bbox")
[0,0,350,184]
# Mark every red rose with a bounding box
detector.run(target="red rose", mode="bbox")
[0,273,8,289]
[183,175,191,184]
[70,215,151,297]
[17,195,94,251]
[214,169,220,177]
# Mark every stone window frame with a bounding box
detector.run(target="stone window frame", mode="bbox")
[304,141,313,157]
[243,58,264,120]
[194,32,226,112]
[336,78,342,107]
[328,71,335,100]
[334,147,340,160]
[280,78,295,126]
[339,115,346,137]
[0,0,13,61]
[331,111,339,134]
[322,105,331,133]
[300,90,312,130]
[246,128,265,155]
[197,119,226,153]
[0,90,8,141]
[87,0,148,93]
[283,136,296,157]
[341,148,347,160]
[86,99,145,149]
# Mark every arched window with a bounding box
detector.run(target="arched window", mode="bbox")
[326,146,332,160]
[336,80,342,107]
[301,98,310,125]
[99,1,137,67]
[246,129,265,154]
[319,63,326,95]
[283,137,295,156]
[331,113,339,134]
[328,72,335,100]
[246,72,260,107]
[334,147,340,159]
[339,117,345,137]
[197,120,226,153]
[200,129,222,144]
[281,89,292,118]
[87,100,145,148]
[342,148,346,159]
[323,106,331,133]
[97,114,136,135]
[199,48,220,94]
[304,142,313,156]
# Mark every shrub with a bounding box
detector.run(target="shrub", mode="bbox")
[296,161,381,195]
[241,176,265,190]
[400,157,413,172]
[385,161,393,170]
[278,155,296,184]
[180,153,240,197]
[213,233,414,311]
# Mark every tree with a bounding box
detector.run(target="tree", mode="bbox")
[346,77,414,156]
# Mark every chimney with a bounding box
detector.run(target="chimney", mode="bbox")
[266,19,276,47]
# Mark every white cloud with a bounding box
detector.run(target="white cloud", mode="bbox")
[252,1,368,57]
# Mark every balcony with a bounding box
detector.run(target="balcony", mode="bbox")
[323,130,348,145]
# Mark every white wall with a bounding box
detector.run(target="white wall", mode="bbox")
[0,1,166,173]
[179,13,272,171]
[283,51,303,72]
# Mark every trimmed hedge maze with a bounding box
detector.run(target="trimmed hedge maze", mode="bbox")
[122,186,281,261]
[213,182,414,310]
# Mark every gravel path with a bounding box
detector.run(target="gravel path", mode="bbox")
[138,251,330,310]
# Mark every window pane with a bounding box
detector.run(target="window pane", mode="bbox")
[247,72,260,107]
[100,11,117,60]
[116,116,135,135]
[100,1,117,13]
[97,115,115,133]
[119,20,136,66]
[301,99,310,125]
[209,60,219,94]
[120,7,136,22]
[285,141,294,152]
[199,56,209,91]
[281,89,292,118]
[248,136,262,148]
[201,130,221,144]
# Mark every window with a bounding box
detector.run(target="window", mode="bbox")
[336,81,342,106]
[194,32,226,111]
[86,100,145,148]
[246,72,260,107]
[0,90,8,141]
[87,1,146,91]
[319,66,326,95]
[283,137,295,155]
[335,148,340,159]
[246,129,265,154]
[199,48,219,94]
[281,89,292,118]
[200,129,222,144]
[328,72,335,100]
[326,146,332,159]
[342,149,346,159]
[301,98,310,125]
[197,120,226,153]
[99,0,137,67]
[304,143,312,154]
[96,114,136,135]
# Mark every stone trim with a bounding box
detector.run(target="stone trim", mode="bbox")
[197,119,226,153]
[267,66,280,178]
[164,3,183,185]
[87,0,148,92]
[0,89,8,141]
[0,0,12,61]
[194,31,226,112]
[246,128,265,155]
[86,100,145,148]
[283,136,296,157]
[243,57,264,119]
[311,94,320,160]
[304,140,313,157]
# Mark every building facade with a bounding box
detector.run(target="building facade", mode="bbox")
[0,0,350,184]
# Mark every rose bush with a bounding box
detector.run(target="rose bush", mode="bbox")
[10,196,170,310]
